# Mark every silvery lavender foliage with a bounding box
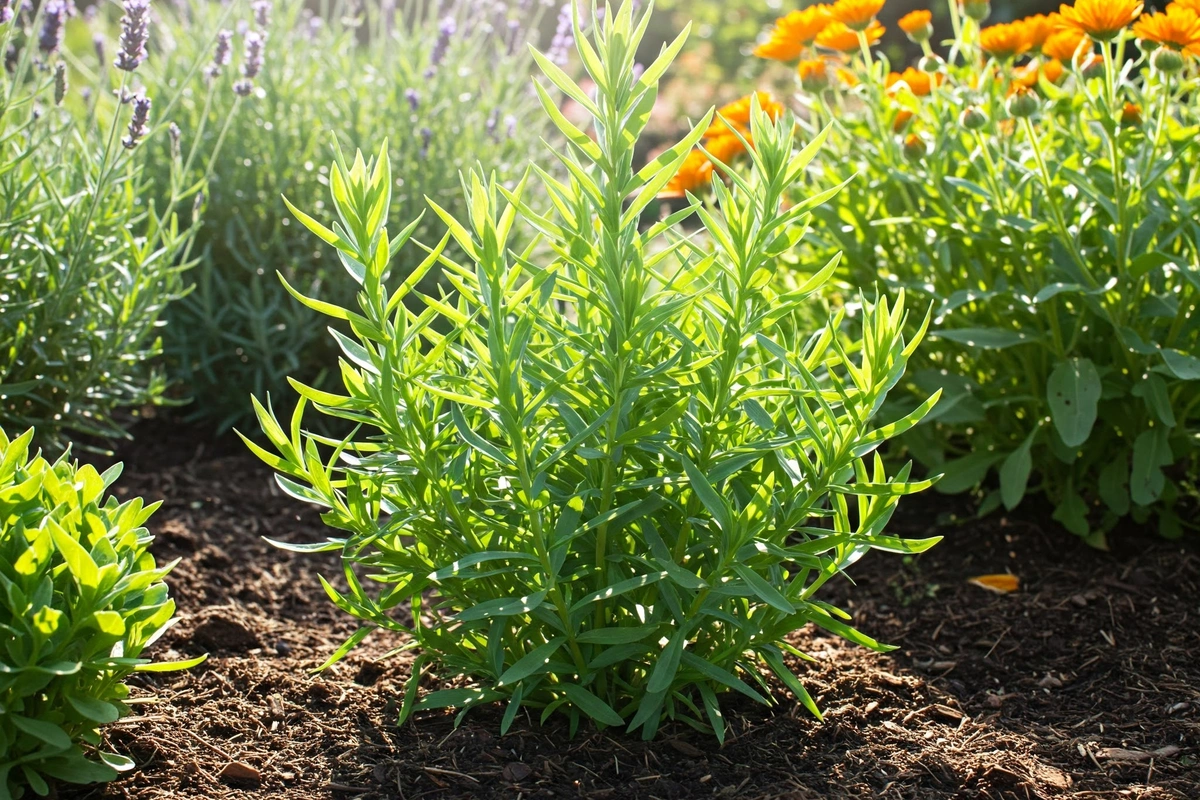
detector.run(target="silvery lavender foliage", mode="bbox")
[38,0,72,54]
[53,61,66,104]
[114,0,150,72]
[207,29,232,78]
[424,16,454,78]
[547,3,572,66]
[405,88,419,111]
[233,30,264,96]
[121,93,150,149]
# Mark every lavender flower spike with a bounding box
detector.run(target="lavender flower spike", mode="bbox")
[424,16,455,77]
[114,0,151,72]
[1,0,14,25]
[39,0,72,55]
[404,88,419,112]
[207,29,232,78]
[122,93,151,149]
[233,30,264,96]
[54,62,67,105]
[251,0,271,29]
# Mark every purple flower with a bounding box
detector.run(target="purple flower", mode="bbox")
[504,114,516,138]
[114,0,150,72]
[424,16,455,77]
[486,109,498,139]
[122,93,151,149]
[93,33,105,64]
[547,3,572,66]
[207,29,232,78]
[419,126,432,159]
[251,0,271,29]
[1,0,14,25]
[506,18,521,55]
[233,30,264,96]
[405,88,419,111]
[39,0,73,55]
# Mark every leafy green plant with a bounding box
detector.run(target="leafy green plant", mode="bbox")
[0,427,204,799]
[0,0,215,450]
[247,1,938,740]
[145,0,555,430]
[734,0,1200,544]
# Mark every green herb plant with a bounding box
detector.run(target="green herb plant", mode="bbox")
[149,0,554,430]
[0,428,204,799]
[0,0,223,450]
[248,1,939,740]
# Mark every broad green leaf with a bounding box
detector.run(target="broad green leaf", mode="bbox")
[1046,359,1101,447]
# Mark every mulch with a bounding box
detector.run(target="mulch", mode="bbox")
[60,422,1199,800]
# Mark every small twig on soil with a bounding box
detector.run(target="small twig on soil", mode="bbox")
[423,766,480,784]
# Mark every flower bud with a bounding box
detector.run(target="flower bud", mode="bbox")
[959,105,988,130]
[1151,47,1184,74]
[960,0,991,23]
[1005,85,1038,118]
[918,53,945,74]
[53,62,67,105]
[903,133,926,160]
[1120,102,1142,127]
[892,108,914,133]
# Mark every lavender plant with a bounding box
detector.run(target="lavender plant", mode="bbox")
[0,0,223,450]
[142,0,556,430]
[249,2,938,739]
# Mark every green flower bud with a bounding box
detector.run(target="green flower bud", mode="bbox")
[1005,86,1039,118]
[1151,47,1185,74]
[961,0,991,23]
[959,105,989,130]
[919,53,945,74]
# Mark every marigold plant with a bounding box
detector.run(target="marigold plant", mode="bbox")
[248,2,938,739]
[736,0,1200,544]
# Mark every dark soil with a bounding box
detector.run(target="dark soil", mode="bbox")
[62,422,1199,800]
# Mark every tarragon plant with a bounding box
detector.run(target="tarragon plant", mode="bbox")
[0,428,204,799]
[247,1,938,740]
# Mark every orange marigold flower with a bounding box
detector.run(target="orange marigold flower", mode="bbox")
[1019,14,1058,52]
[798,58,832,91]
[705,92,785,137]
[754,6,832,61]
[837,66,861,86]
[1056,0,1143,41]
[704,133,749,165]
[980,21,1031,59]
[816,20,885,52]
[1172,0,1200,13]
[1012,62,1040,88]
[1121,101,1142,126]
[1133,5,1200,53]
[898,9,933,35]
[886,66,937,96]
[1042,28,1091,61]
[1043,57,1066,83]
[659,150,714,199]
[892,108,915,132]
[830,0,886,32]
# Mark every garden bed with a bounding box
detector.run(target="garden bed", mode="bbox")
[64,422,1197,800]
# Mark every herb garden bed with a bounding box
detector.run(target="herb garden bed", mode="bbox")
[61,422,1197,800]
